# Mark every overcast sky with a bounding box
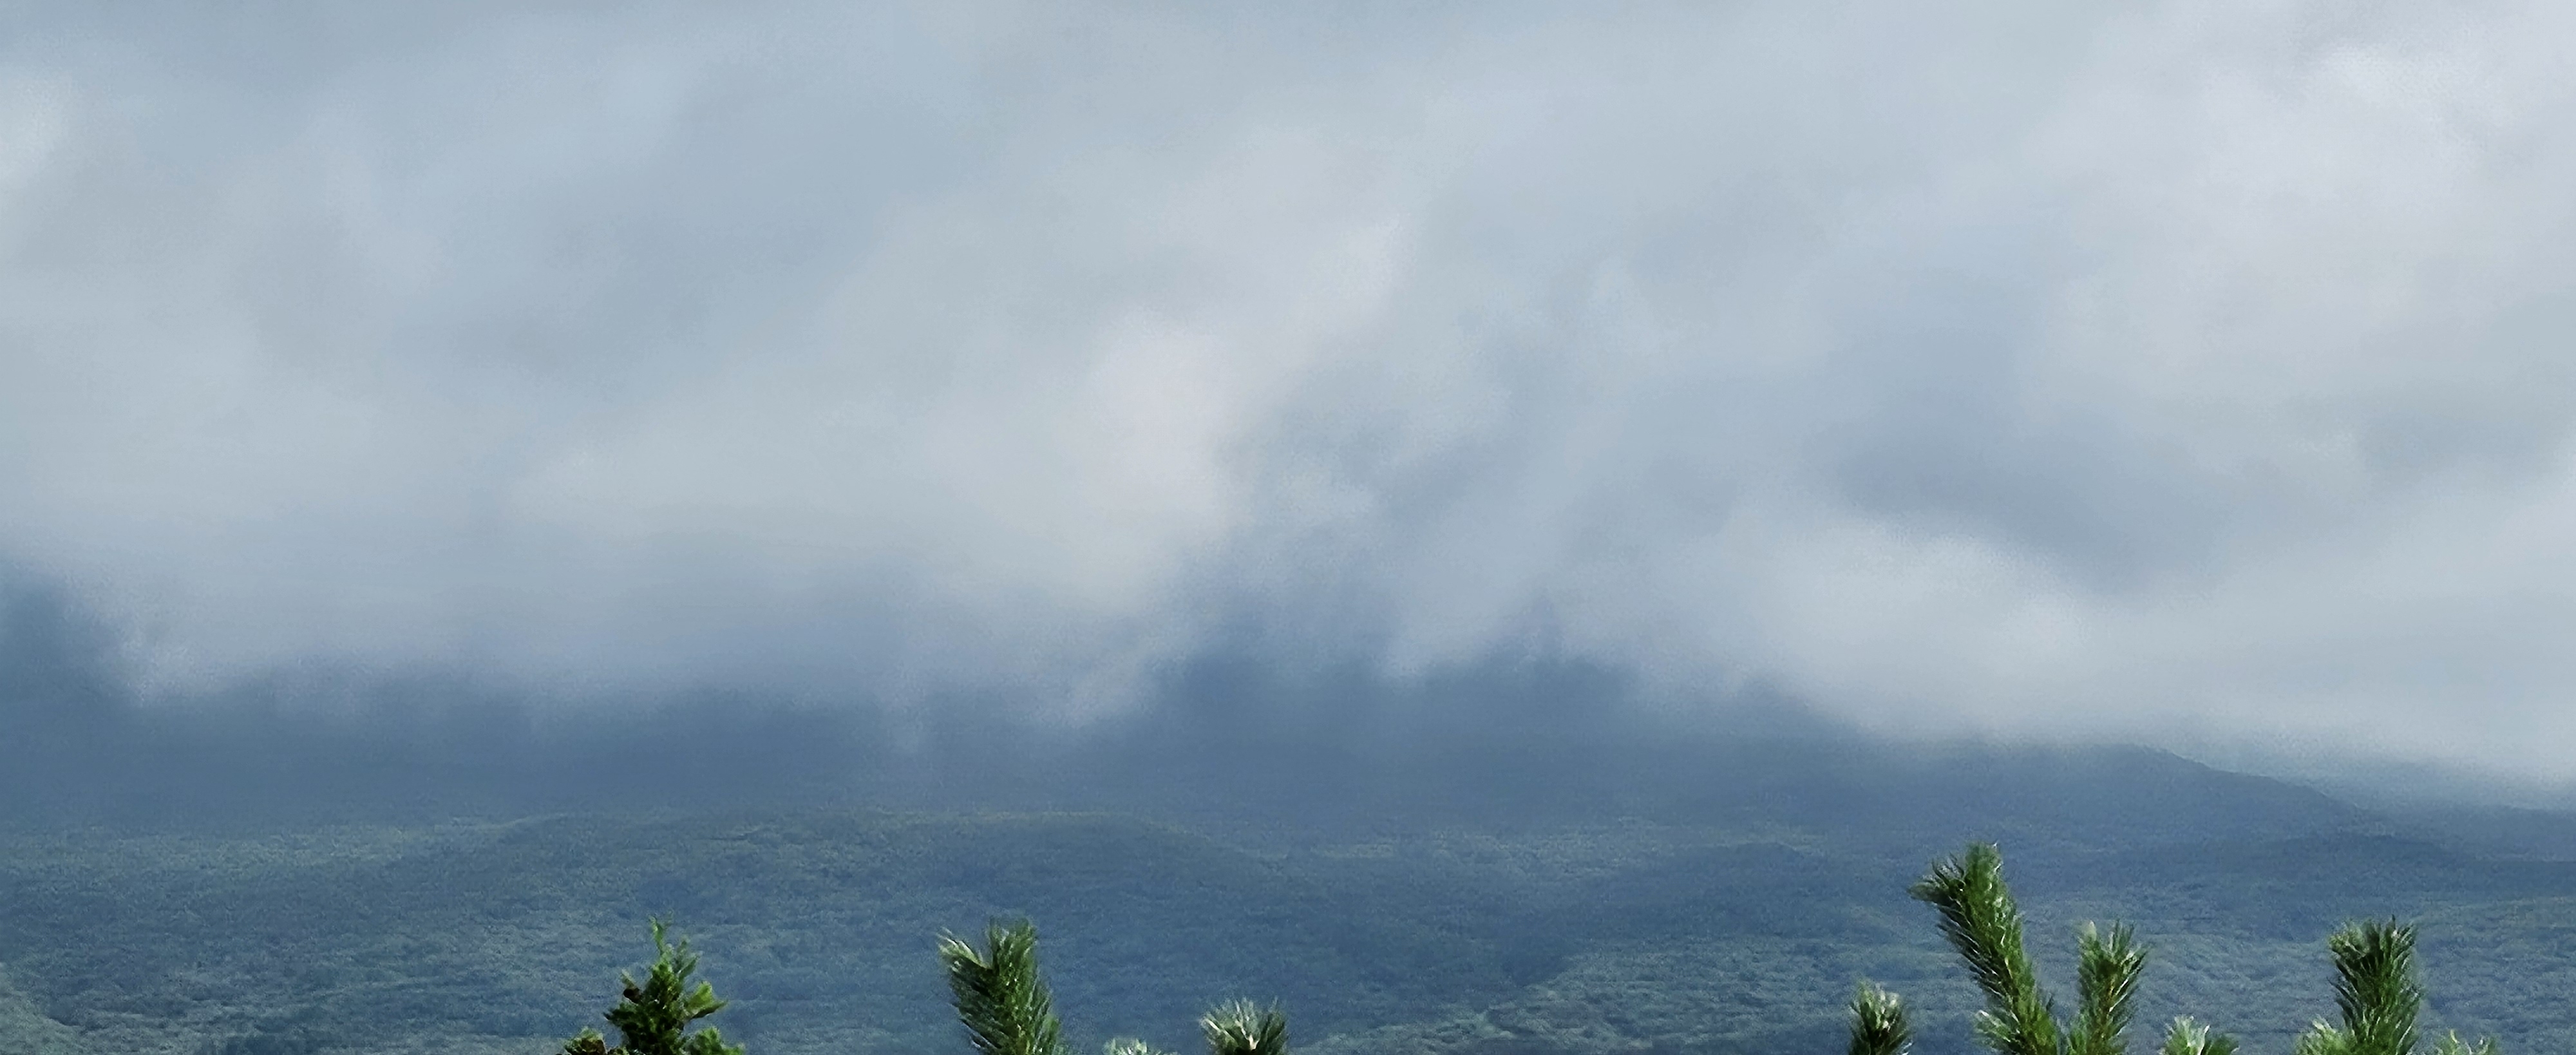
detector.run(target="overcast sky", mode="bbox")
[5,1,2575,777]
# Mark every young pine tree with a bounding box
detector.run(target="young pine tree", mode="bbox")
[2295,921,2497,1055]
[941,920,1065,1055]
[1907,842,2157,1055]
[1201,1000,1288,1055]
[2158,1018,2236,1055]
[562,920,744,1055]
[1872,843,2215,1055]
[1861,846,2499,1055]
[1848,981,1911,1055]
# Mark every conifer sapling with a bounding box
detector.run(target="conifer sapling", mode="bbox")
[1911,843,2068,1055]
[2159,1018,2238,1055]
[941,920,1065,1055]
[1201,1000,1287,1055]
[1849,981,1911,1055]
[2074,922,2147,1055]
[2295,920,2494,1055]
[562,920,743,1055]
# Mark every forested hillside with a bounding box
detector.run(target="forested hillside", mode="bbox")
[1,744,2569,1055]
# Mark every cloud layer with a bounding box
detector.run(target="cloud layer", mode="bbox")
[6,1,2576,775]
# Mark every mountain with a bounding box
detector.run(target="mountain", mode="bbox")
[0,969,90,1055]
[4,739,2548,1055]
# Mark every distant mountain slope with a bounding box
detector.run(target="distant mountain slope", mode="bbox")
[0,812,1543,1055]
[0,745,2533,1055]
[2376,802,2576,860]
[1634,741,2376,858]
[0,969,88,1055]
[0,607,2385,851]
[1010,735,2379,859]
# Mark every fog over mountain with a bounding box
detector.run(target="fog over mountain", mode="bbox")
[6,3,2576,786]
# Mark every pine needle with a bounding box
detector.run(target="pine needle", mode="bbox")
[2324,921,2423,1055]
[562,919,743,1055]
[2161,1018,2237,1055]
[941,920,1065,1055]
[1849,981,1911,1055]
[1911,843,2063,1055]
[1201,1000,1287,1055]
[2432,1031,2499,1055]
[2074,922,2147,1055]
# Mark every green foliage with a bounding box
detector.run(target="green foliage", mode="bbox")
[0,970,91,1055]
[1894,846,2505,1055]
[563,920,743,1055]
[4,814,2571,1055]
[2293,920,2493,1055]
[1848,981,1909,1055]
[2159,1018,2236,1055]
[2074,922,2146,1055]
[1902,844,2188,1055]
[1202,1001,1287,1055]
[942,920,1065,1055]
[943,923,1284,1055]
[1910,843,2069,1055]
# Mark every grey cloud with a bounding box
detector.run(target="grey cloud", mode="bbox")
[6,1,2576,777]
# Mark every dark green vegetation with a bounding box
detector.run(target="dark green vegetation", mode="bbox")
[1863,844,2495,1055]
[1200,1001,1288,1055]
[562,922,743,1055]
[5,744,2576,1055]
[938,922,1063,1055]
[1906,844,2142,1055]
[931,920,1280,1055]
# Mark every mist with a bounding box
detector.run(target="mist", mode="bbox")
[7,2,2576,787]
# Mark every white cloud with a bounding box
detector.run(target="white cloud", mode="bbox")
[7,1,2576,775]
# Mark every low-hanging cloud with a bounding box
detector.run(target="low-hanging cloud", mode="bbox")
[6,1,2576,777]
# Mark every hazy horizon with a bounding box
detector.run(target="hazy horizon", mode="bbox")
[8,3,2576,788]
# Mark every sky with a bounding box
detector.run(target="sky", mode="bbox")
[4,1,2576,780]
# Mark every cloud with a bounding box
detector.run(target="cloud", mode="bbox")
[5,1,2576,776]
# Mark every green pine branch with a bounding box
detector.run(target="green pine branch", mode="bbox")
[1903,845,2157,1055]
[2298,920,2438,1055]
[1849,981,1911,1055]
[1879,846,2503,1055]
[1911,843,2064,1055]
[1201,1000,1288,1055]
[2159,1018,2237,1055]
[562,920,743,1055]
[941,920,1065,1055]
[2073,922,2146,1055]
[2332,920,2423,1055]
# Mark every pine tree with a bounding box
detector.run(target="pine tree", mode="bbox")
[562,920,743,1055]
[1848,981,1911,1055]
[1872,844,2191,1055]
[1860,845,2499,1055]
[1907,842,2152,1055]
[2073,922,2147,1055]
[2159,1018,2237,1055]
[941,920,1065,1055]
[2295,920,2497,1055]
[1201,1000,1287,1055]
